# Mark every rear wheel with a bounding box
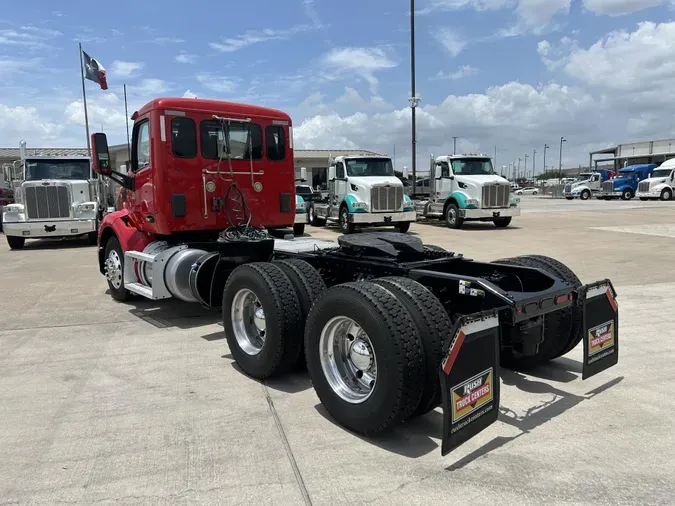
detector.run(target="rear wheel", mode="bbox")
[223,263,303,379]
[6,236,25,250]
[304,281,425,435]
[274,259,327,369]
[87,231,98,245]
[621,188,633,200]
[580,190,591,200]
[104,236,129,301]
[293,223,305,236]
[373,277,449,418]
[491,255,582,368]
[661,188,672,201]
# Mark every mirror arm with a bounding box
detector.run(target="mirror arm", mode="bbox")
[107,170,135,191]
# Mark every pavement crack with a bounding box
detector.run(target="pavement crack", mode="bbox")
[262,383,312,506]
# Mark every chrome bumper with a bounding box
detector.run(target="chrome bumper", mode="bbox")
[462,207,520,219]
[349,210,417,224]
[2,219,96,238]
[295,212,308,224]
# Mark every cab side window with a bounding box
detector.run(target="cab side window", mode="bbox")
[266,125,286,161]
[440,162,450,178]
[132,120,150,172]
[171,117,197,158]
[336,162,345,179]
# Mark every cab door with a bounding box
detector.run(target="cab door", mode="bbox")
[333,160,349,201]
[129,116,156,231]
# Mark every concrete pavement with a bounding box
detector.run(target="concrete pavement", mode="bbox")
[1,198,674,505]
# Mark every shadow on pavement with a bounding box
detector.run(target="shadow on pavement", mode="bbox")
[226,360,314,395]
[5,236,95,250]
[116,295,221,329]
[445,372,624,471]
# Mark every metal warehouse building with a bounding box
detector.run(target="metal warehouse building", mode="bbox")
[590,137,675,171]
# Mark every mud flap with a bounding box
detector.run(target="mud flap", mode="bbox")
[581,280,619,380]
[439,310,500,456]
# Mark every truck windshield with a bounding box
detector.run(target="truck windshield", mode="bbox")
[651,169,672,178]
[618,171,637,179]
[25,159,91,180]
[451,158,494,176]
[345,158,394,177]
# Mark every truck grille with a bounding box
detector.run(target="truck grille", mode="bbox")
[564,184,572,193]
[25,185,71,219]
[481,183,510,208]
[370,185,403,212]
[602,181,614,193]
[638,181,650,193]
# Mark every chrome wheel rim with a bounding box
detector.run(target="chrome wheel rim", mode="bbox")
[231,288,266,356]
[309,206,314,222]
[447,207,456,225]
[341,210,348,230]
[319,316,377,404]
[105,250,123,289]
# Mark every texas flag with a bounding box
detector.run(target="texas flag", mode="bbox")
[82,50,108,90]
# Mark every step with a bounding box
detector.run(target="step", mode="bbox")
[125,282,155,299]
[125,251,156,263]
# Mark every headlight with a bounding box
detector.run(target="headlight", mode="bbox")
[5,204,23,213]
[352,201,368,209]
[466,199,478,207]
[296,202,306,210]
[76,203,97,213]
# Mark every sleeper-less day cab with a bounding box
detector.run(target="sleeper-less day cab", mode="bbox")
[635,158,675,201]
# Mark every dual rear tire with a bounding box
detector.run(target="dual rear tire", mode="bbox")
[223,261,448,436]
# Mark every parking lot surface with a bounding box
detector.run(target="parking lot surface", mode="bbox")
[1,197,674,505]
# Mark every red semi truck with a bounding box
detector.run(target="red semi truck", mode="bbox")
[92,97,620,457]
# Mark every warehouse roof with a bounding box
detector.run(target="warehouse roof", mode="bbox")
[0,147,89,159]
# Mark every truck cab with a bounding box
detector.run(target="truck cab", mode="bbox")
[414,154,520,229]
[1,142,99,249]
[636,159,675,201]
[597,164,656,200]
[562,170,612,200]
[312,155,416,234]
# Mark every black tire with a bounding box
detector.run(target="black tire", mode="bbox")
[640,197,648,201]
[565,197,574,201]
[223,263,303,379]
[490,255,580,368]
[6,236,25,250]
[661,188,672,201]
[621,188,633,200]
[580,190,590,200]
[444,202,463,229]
[304,281,425,435]
[87,231,98,245]
[396,221,411,233]
[104,236,130,302]
[293,223,305,236]
[273,259,327,369]
[339,206,355,234]
[373,277,449,418]
[493,217,512,228]
[310,205,326,226]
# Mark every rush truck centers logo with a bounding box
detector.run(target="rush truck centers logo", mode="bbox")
[588,320,615,357]
[451,368,493,423]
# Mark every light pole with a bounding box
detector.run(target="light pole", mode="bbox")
[494,145,497,170]
[409,0,419,197]
[518,157,522,180]
[559,137,566,178]
[533,149,536,179]
[543,144,549,176]
[452,136,458,154]
[524,154,529,179]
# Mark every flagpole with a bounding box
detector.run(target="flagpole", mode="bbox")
[124,84,131,162]
[79,42,91,157]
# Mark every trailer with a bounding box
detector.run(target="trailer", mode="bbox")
[90,98,620,456]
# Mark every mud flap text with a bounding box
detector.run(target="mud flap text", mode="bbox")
[439,311,500,456]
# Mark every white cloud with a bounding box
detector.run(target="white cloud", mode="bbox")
[434,29,467,57]
[111,29,124,36]
[196,73,238,93]
[0,57,42,75]
[152,37,184,44]
[130,79,171,95]
[322,47,397,93]
[109,60,144,78]
[0,104,63,143]
[175,52,198,64]
[582,0,664,16]
[209,1,322,53]
[183,90,198,99]
[0,26,62,49]
[433,65,479,80]
[537,37,578,70]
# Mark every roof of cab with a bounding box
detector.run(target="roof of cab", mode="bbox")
[135,98,292,122]
[619,163,656,172]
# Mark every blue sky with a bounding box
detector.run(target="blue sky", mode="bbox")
[2,0,675,172]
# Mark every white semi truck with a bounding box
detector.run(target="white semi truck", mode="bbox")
[414,154,520,229]
[310,155,417,234]
[1,141,100,249]
[636,159,675,201]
